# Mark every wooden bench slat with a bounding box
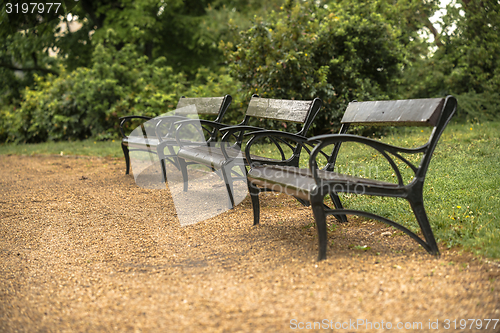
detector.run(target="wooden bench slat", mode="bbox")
[248,165,399,200]
[177,146,281,169]
[246,98,312,123]
[175,97,226,115]
[341,98,444,126]
[123,137,163,148]
[177,146,240,169]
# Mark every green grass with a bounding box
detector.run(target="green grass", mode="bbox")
[1,122,500,258]
[0,138,123,158]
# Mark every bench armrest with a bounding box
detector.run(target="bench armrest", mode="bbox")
[245,130,310,142]
[219,125,263,144]
[152,115,192,142]
[174,118,230,129]
[119,115,153,138]
[308,134,429,187]
[174,119,231,147]
[308,134,428,155]
[210,125,265,162]
[119,115,186,141]
[219,125,265,134]
[242,130,316,167]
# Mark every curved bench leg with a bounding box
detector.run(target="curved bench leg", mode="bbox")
[311,192,328,261]
[409,198,440,256]
[178,158,189,192]
[157,148,167,183]
[167,146,179,170]
[239,165,247,179]
[221,165,235,209]
[329,192,348,223]
[160,159,167,183]
[121,143,130,175]
[248,182,261,225]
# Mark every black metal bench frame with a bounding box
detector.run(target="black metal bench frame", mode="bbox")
[119,95,232,178]
[173,96,323,208]
[245,96,457,260]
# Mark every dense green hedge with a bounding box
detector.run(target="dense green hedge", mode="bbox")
[0,41,243,143]
[221,0,404,134]
[2,0,499,143]
[1,43,183,142]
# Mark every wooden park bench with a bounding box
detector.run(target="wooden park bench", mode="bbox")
[119,95,232,179]
[245,96,457,260]
[173,96,323,207]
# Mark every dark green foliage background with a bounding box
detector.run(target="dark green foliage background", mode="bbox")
[221,1,405,134]
[1,0,499,142]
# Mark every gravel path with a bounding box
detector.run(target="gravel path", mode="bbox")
[1,155,499,332]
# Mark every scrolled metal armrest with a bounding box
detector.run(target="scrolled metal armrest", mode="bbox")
[119,115,153,138]
[216,125,265,161]
[153,115,193,142]
[308,134,428,155]
[174,119,231,147]
[219,125,265,135]
[244,130,314,168]
[308,134,428,187]
[174,118,228,129]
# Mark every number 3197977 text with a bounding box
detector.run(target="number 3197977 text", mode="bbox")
[5,3,62,14]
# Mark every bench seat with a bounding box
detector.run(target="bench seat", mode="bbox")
[119,95,232,178]
[122,136,162,149]
[248,165,399,201]
[177,146,281,169]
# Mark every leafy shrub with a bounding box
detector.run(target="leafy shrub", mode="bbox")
[7,70,84,143]
[186,66,246,124]
[0,34,251,143]
[2,41,187,143]
[455,91,500,122]
[221,0,405,134]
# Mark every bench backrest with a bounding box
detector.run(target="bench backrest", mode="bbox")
[341,98,444,126]
[332,96,457,180]
[244,96,322,135]
[174,95,232,122]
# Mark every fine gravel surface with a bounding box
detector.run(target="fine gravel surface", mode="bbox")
[1,154,499,332]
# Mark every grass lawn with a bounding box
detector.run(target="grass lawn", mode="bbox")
[1,121,499,258]
[0,138,123,158]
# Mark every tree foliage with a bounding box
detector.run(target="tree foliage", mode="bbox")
[221,0,405,133]
[1,0,499,143]
[1,40,187,142]
[0,36,245,143]
[399,0,500,120]
[0,0,90,108]
[0,0,239,82]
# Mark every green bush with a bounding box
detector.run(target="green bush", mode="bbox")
[1,41,187,143]
[455,91,500,122]
[398,0,500,120]
[186,66,246,124]
[221,0,405,134]
[0,36,251,143]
